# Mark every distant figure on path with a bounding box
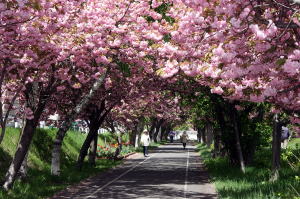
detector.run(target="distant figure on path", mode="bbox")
[141,130,150,157]
[281,126,290,149]
[180,131,189,149]
[169,131,175,143]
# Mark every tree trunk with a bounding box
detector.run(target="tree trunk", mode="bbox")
[77,124,99,170]
[51,125,69,176]
[129,122,138,147]
[201,127,207,144]
[129,129,137,147]
[0,63,6,144]
[270,114,282,182]
[51,72,107,175]
[18,152,28,180]
[160,125,166,141]
[156,127,161,142]
[164,125,171,141]
[137,117,145,146]
[206,123,214,146]
[88,134,98,167]
[113,133,122,160]
[0,126,6,145]
[77,105,111,170]
[213,98,228,158]
[213,129,221,158]
[232,108,246,173]
[153,119,163,143]
[197,127,202,143]
[135,133,140,148]
[3,81,48,190]
[149,118,157,141]
[3,119,36,190]
[130,117,144,147]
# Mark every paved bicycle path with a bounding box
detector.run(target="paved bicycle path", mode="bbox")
[50,143,218,199]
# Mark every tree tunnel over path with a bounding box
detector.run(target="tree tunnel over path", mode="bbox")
[1,0,300,193]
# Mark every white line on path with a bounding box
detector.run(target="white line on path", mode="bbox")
[84,151,160,199]
[184,149,190,199]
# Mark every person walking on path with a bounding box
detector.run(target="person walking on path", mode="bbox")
[169,131,175,143]
[180,131,189,149]
[281,126,290,149]
[141,129,150,157]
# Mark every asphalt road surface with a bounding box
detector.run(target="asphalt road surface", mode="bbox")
[50,143,218,199]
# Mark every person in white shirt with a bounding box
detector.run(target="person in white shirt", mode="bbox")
[141,129,150,157]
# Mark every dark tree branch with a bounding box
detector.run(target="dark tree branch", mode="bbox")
[278,84,300,94]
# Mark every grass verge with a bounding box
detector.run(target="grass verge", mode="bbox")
[196,143,300,199]
[0,128,121,199]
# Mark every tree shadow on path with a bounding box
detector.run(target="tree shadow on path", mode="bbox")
[50,145,218,199]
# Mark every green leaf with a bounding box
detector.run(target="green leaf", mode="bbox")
[276,58,286,66]
[117,61,131,77]
[163,34,172,42]
[144,16,155,22]
[153,3,175,24]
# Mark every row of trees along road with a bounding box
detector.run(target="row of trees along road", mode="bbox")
[1,0,300,190]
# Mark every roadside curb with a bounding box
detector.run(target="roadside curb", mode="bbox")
[123,152,136,159]
[96,152,138,160]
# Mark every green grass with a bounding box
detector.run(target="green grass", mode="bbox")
[288,138,300,149]
[0,159,119,199]
[0,128,165,198]
[197,143,300,199]
[0,128,121,199]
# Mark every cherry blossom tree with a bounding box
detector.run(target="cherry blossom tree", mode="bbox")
[48,0,171,173]
[159,0,300,112]
[3,0,300,189]
[153,0,300,175]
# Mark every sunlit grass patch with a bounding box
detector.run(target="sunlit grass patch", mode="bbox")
[197,143,300,199]
[0,128,121,199]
